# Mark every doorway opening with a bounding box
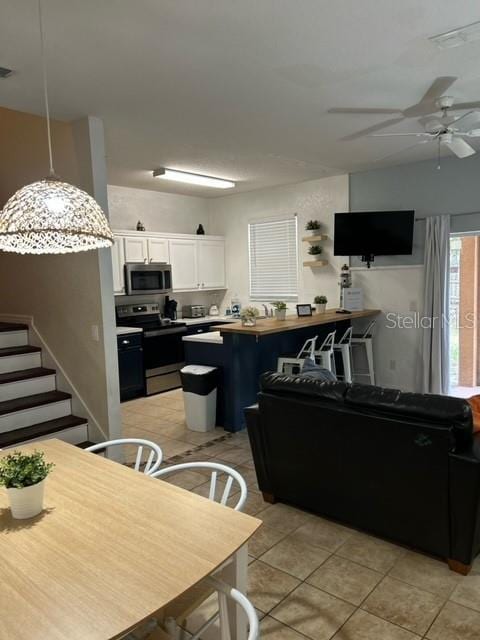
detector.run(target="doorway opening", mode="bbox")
[449,234,480,398]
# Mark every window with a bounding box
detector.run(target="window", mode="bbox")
[248,216,298,301]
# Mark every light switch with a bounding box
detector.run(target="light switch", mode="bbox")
[91,324,100,342]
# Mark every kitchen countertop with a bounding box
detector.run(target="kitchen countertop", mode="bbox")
[180,316,237,326]
[216,308,380,336]
[182,331,223,345]
[116,326,143,336]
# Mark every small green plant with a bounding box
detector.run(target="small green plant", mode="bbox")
[305,220,321,231]
[240,305,260,319]
[0,450,54,489]
[272,301,287,310]
[308,245,323,255]
[314,295,328,304]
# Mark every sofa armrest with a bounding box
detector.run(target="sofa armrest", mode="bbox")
[244,404,273,497]
[449,436,480,565]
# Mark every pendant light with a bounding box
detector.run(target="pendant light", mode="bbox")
[0,0,113,255]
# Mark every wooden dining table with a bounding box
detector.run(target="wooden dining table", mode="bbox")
[0,439,261,640]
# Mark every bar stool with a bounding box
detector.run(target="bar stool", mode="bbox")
[313,330,336,374]
[351,320,376,385]
[277,336,318,375]
[333,327,353,383]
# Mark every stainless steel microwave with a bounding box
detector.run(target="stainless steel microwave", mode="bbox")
[124,263,172,295]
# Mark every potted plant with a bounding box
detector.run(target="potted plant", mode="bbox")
[314,295,328,313]
[272,301,287,320]
[305,220,321,234]
[0,450,54,519]
[240,306,260,327]
[308,245,323,260]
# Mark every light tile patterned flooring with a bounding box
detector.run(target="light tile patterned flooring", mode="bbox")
[123,389,480,639]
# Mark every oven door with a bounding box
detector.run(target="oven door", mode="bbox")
[125,263,172,295]
[143,326,187,394]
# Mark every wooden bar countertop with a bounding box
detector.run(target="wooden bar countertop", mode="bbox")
[216,308,380,336]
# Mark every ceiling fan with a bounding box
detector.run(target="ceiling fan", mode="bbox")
[328,76,480,141]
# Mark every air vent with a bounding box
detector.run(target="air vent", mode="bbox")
[0,67,12,78]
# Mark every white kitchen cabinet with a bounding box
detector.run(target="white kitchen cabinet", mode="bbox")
[111,236,126,295]
[169,238,199,291]
[147,237,169,263]
[124,236,148,263]
[197,239,226,289]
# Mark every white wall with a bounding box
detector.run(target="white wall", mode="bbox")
[209,175,349,312]
[108,184,210,234]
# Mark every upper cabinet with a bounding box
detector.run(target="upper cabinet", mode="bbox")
[197,239,226,289]
[112,231,226,295]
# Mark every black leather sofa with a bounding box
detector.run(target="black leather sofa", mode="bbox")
[245,372,480,574]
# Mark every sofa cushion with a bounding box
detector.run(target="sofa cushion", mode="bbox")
[259,371,348,403]
[300,357,337,382]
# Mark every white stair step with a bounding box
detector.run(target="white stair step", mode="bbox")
[0,392,71,433]
[12,423,89,447]
[0,349,42,374]
[0,371,56,402]
[0,330,29,349]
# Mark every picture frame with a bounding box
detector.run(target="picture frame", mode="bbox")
[296,304,313,317]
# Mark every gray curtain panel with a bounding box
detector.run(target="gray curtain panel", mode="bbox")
[421,215,450,394]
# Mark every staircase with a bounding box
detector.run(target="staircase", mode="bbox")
[0,322,90,448]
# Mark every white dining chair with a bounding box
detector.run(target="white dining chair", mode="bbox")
[351,319,377,384]
[277,335,318,375]
[85,438,163,475]
[314,330,336,373]
[151,462,249,639]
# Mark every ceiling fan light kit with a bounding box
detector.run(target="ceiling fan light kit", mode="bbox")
[0,0,113,255]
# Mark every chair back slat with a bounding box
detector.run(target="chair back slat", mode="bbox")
[220,476,234,505]
[209,471,218,501]
[134,446,144,472]
[144,450,155,474]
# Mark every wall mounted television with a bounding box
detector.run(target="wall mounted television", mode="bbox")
[334,210,415,267]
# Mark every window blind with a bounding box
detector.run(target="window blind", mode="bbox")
[248,216,298,301]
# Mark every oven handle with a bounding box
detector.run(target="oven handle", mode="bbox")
[145,327,188,337]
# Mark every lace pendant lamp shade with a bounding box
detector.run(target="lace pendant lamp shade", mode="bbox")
[0,178,114,254]
[0,0,113,255]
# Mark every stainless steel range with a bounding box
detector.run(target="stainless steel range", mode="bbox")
[116,303,187,395]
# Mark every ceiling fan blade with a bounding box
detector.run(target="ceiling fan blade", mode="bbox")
[341,117,405,141]
[373,141,430,163]
[443,137,476,158]
[420,76,457,102]
[451,101,480,110]
[328,107,403,114]
[450,110,480,132]
[370,132,433,137]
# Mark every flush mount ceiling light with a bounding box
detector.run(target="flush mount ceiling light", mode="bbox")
[0,0,113,255]
[429,21,480,49]
[153,168,235,189]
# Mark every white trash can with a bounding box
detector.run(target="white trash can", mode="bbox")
[180,365,218,432]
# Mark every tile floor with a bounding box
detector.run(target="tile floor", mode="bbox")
[122,389,480,640]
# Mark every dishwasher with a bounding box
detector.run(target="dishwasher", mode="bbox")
[117,332,145,401]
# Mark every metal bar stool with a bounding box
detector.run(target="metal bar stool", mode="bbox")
[333,327,353,383]
[277,336,318,375]
[313,330,336,374]
[351,320,376,385]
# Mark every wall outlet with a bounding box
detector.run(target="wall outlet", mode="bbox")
[389,359,396,371]
[91,324,100,342]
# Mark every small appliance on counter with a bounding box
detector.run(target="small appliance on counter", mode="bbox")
[164,296,178,320]
[231,297,241,318]
[182,305,206,318]
[208,304,219,316]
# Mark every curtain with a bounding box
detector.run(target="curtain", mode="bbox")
[421,215,450,394]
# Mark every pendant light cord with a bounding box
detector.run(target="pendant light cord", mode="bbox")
[38,0,55,176]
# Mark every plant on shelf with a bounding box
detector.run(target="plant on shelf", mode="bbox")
[272,300,287,321]
[305,220,321,233]
[240,305,260,327]
[314,295,328,313]
[0,450,54,519]
[308,245,323,260]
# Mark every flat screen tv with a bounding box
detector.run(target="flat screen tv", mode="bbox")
[334,210,414,267]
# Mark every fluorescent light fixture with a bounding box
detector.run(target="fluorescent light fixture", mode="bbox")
[429,21,480,49]
[153,168,235,189]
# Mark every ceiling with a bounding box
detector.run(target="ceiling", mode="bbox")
[2,0,480,197]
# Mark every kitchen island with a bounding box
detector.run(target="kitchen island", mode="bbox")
[183,308,380,431]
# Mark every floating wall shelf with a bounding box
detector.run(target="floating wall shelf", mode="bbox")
[303,260,328,268]
[302,234,328,242]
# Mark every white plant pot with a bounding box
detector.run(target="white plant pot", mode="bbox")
[7,479,46,519]
[315,303,326,314]
[241,317,257,327]
[275,309,286,320]
[310,253,323,260]
[308,228,319,234]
